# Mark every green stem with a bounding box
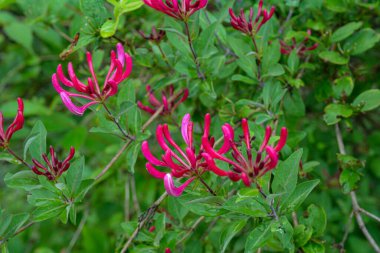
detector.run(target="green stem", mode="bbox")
[184,21,206,81]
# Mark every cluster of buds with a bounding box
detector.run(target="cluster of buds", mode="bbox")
[137,85,189,116]
[280,30,319,56]
[139,26,166,44]
[229,0,275,36]
[143,0,208,21]
[142,114,230,196]
[0,98,24,149]
[31,146,75,181]
[202,122,288,187]
[52,43,132,115]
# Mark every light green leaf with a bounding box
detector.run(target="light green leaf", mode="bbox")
[331,22,363,43]
[245,221,273,252]
[352,89,380,112]
[220,220,247,253]
[319,51,348,65]
[66,157,85,197]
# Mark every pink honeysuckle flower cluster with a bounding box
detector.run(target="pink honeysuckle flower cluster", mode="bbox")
[229,0,275,36]
[137,85,189,116]
[142,113,231,196]
[52,43,133,115]
[0,98,24,148]
[143,0,208,21]
[31,146,75,181]
[202,121,287,187]
[143,113,288,196]
[280,30,319,56]
[139,26,166,44]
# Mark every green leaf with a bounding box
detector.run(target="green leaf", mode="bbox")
[337,154,365,170]
[300,204,327,237]
[302,241,325,253]
[273,217,294,252]
[343,28,380,55]
[3,22,33,52]
[294,225,313,247]
[178,194,225,217]
[287,50,300,76]
[339,169,362,193]
[4,171,39,191]
[330,22,363,43]
[100,19,117,38]
[222,196,267,217]
[66,157,85,197]
[245,221,273,252]
[333,76,354,98]
[323,104,353,125]
[80,0,108,28]
[32,201,67,222]
[219,220,247,253]
[352,89,380,112]
[284,90,305,117]
[24,120,47,160]
[272,149,303,197]
[125,141,141,174]
[318,51,348,65]
[281,179,320,213]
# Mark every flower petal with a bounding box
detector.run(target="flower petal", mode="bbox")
[164,174,195,197]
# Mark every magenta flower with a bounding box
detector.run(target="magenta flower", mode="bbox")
[31,146,75,181]
[143,0,208,21]
[280,30,319,56]
[0,98,24,148]
[142,113,230,196]
[202,119,288,187]
[229,0,275,36]
[52,43,133,115]
[137,85,189,116]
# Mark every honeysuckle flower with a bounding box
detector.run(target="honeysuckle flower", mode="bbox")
[0,98,24,148]
[143,0,208,21]
[142,113,229,196]
[31,146,75,181]
[52,43,132,115]
[280,30,319,56]
[139,26,166,43]
[202,119,288,187]
[229,0,275,36]
[137,85,189,116]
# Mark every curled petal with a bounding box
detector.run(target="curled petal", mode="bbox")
[5,98,24,141]
[259,126,272,152]
[60,92,98,116]
[217,124,234,154]
[202,153,228,176]
[241,119,251,150]
[146,163,166,179]
[164,174,195,197]
[265,146,279,171]
[241,173,251,187]
[203,113,211,138]
[181,114,191,145]
[274,127,288,152]
[142,141,166,166]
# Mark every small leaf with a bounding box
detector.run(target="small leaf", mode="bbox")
[330,22,363,43]
[319,51,349,65]
[100,19,117,38]
[344,28,380,55]
[4,171,39,191]
[24,120,47,160]
[300,204,327,237]
[339,169,362,193]
[32,201,67,222]
[294,225,313,247]
[245,221,273,252]
[352,89,380,112]
[66,157,85,197]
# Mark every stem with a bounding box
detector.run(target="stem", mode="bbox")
[278,7,294,35]
[130,174,141,214]
[177,216,205,246]
[120,192,168,253]
[157,43,171,68]
[358,208,380,223]
[250,36,263,86]
[337,211,354,252]
[0,222,34,245]
[95,140,133,181]
[184,21,206,81]
[198,176,216,196]
[6,147,32,168]
[335,123,380,253]
[102,103,135,141]
[257,184,279,220]
[65,209,89,253]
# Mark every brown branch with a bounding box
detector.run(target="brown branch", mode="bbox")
[335,124,380,253]
[358,208,380,223]
[120,192,168,253]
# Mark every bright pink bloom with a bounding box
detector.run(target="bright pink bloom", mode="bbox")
[142,113,228,196]
[202,120,288,186]
[52,43,133,115]
[165,248,172,253]
[0,98,24,148]
[229,0,275,36]
[31,146,75,181]
[137,85,188,116]
[280,30,319,56]
[149,226,156,232]
[143,0,208,21]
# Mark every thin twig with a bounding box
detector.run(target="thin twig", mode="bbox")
[95,140,133,181]
[125,177,130,221]
[278,7,294,35]
[102,103,135,141]
[6,147,32,168]
[337,211,354,252]
[184,21,206,81]
[65,209,89,253]
[335,123,380,253]
[177,216,205,246]
[358,208,380,223]
[120,192,168,253]
[291,212,299,226]
[0,222,34,245]
[198,176,216,196]
[130,174,141,214]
